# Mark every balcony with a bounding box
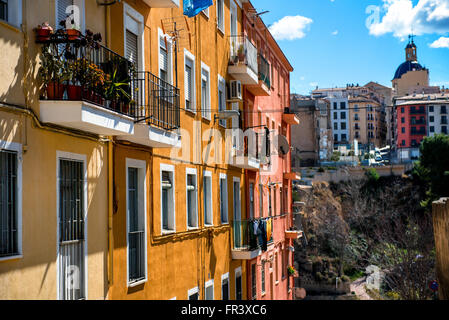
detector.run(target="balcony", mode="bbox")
[119,72,181,148]
[38,35,136,136]
[284,171,301,181]
[37,32,180,144]
[231,133,260,171]
[228,35,259,85]
[283,108,300,125]
[142,0,179,7]
[232,218,273,260]
[246,53,271,96]
[410,107,426,115]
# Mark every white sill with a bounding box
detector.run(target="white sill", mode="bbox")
[217,27,225,36]
[0,254,23,262]
[204,224,214,228]
[128,278,147,288]
[185,107,196,115]
[201,11,209,19]
[202,115,211,122]
[162,230,176,236]
[261,292,266,297]
[187,226,199,231]
[221,222,229,226]
[275,281,279,286]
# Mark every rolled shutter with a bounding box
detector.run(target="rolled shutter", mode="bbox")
[126,30,139,70]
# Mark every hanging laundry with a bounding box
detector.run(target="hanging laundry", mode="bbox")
[253,219,260,236]
[249,221,258,250]
[266,218,272,243]
[183,0,213,18]
[259,220,267,252]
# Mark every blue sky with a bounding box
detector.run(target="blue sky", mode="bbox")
[251,0,449,95]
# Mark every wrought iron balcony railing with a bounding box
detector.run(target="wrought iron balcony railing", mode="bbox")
[258,53,271,88]
[233,218,274,251]
[37,33,180,131]
[229,35,258,75]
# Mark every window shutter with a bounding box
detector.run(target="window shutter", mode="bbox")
[185,64,192,103]
[160,38,168,73]
[126,30,139,70]
[57,0,74,27]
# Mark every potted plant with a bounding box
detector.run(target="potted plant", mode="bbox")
[287,266,297,277]
[34,22,53,41]
[237,44,245,62]
[38,44,69,100]
[60,19,81,41]
[104,69,131,112]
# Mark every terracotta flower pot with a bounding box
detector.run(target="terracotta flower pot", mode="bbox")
[36,28,51,42]
[46,82,65,100]
[67,84,82,100]
[67,29,81,41]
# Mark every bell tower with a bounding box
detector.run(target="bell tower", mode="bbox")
[406,35,417,62]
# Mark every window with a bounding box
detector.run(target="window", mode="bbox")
[333,102,337,110]
[57,153,86,300]
[268,186,272,216]
[282,247,286,279]
[217,0,224,32]
[0,144,21,260]
[402,127,405,134]
[401,107,405,113]
[186,169,198,229]
[341,134,347,141]
[429,116,435,123]
[334,134,338,142]
[127,159,147,286]
[235,268,242,300]
[161,165,175,233]
[0,0,7,22]
[334,122,338,130]
[354,104,359,112]
[159,33,171,83]
[441,106,447,114]
[188,287,199,300]
[205,280,214,300]
[201,63,211,120]
[218,75,226,127]
[57,0,84,31]
[334,112,338,119]
[249,183,254,219]
[401,117,405,124]
[230,0,237,36]
[251,263,257,300]
[341,122,346,130]
[233,178,241,222]
[430,126,435,133]
[443,126,448,134]
[341,112,346,119]
[340,102,346,109]
[261,263,266,294]
[221,273,230,300]
[202,7,209,18]
[184,50,195,112]
[442,116,448,125]
[402,140,406,146]
[429,106,434,113]
[275,253,279,283]
[220,174,228,224]
[204,171,213,226]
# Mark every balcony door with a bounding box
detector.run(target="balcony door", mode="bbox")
[233,179,241,248]
[57,156,87,300]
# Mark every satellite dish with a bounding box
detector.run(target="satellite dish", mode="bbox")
[275,134,290,155]
[96,0,120,5]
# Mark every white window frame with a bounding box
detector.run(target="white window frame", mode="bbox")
[202,7,209,19]
[201,62,211,121]
[218,74,227,127]
[205,279,214,300]
[235,267,242,300]
[158,28,174,85]
[184,49,196,113]
[221,273,230,300]
[219,173,228,224]
[203,170,213,227]
[55,151,88,300]
[186,167,198,230]
[0,0,22,28]
[230,0,237,36]
[126,158,148,287]
[0,140,22,262]
[161,164,176,234]
[124,2,145,72]
[216,0,225,33]
[188,286,199,300]
[55,0,85,33]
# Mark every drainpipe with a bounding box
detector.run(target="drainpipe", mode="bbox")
[108,140,114,288]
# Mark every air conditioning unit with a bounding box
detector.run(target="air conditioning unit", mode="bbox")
[228,80,242,100]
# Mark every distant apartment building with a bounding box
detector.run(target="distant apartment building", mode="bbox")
[329,97,350,145]
[290,95,332,168]
[349,96,383,150]
[395,93,449,161]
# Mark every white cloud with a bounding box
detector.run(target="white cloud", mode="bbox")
[309,82,318,87]
[300,76,305,81]
[269,15,313,41]
[332,30,339,35]
[429,36,449,47]
[368,0,449,38]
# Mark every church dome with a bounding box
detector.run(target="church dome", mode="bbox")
[393,60,424,80]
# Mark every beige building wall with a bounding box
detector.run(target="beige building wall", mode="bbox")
[0,0,109,299]
[392,69,429,97]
